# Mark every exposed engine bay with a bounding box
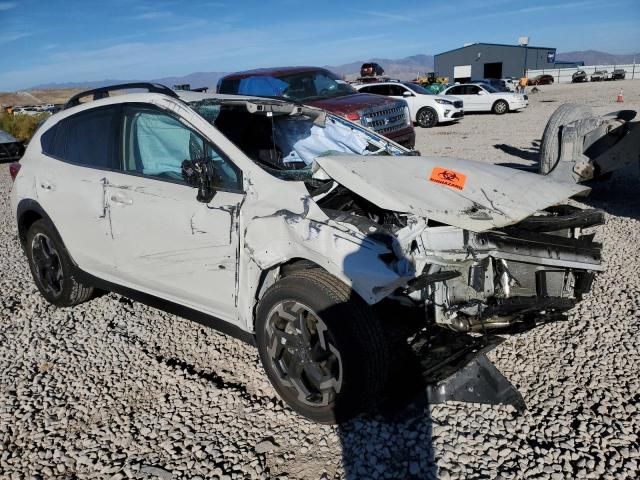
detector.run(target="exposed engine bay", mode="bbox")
[315,186,602,332]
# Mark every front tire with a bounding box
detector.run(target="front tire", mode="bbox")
[492,100,509,115]
[417,107,438,128]
[255,270,389,424]
[25,219,93,307]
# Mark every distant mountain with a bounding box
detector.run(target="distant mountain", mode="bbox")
[556,50,639,66]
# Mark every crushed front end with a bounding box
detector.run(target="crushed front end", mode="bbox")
[409,205,603,331]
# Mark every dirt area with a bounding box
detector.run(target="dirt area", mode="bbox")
[415,79,640,167]
[0,88,83,107]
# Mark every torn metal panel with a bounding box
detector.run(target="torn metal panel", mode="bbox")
[313,155,589,232]
[547,109,640,183]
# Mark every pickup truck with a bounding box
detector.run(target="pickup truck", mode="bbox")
[217,67,416,148]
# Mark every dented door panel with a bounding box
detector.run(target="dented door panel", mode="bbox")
[107,173,243,322]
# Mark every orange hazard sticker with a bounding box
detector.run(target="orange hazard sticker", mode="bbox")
[429,167,467,191]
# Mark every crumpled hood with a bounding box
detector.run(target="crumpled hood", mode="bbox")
[313,155,590,232]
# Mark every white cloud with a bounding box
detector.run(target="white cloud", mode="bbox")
[131,11,173,20]
[358,10,415,22]
[0,32,30,44]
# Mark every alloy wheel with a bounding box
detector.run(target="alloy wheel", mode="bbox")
[31,233,63,297]
[264,301,343,407]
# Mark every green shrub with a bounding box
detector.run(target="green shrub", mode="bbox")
[0,112,49,143]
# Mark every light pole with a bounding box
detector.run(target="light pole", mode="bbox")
[519,36,530,77]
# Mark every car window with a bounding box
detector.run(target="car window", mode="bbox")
[121,106,242,190]
[387,85,408,96]
[465,85,481,95]
[365,84,390,95]
[446,86,463,95]
[41,106,119,169]
[404,82,432,95]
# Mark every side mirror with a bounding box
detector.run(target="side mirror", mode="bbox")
[182,159,220,203]
[477,90,487,95]
[402,91,413,97]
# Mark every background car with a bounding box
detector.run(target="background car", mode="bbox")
[528,74,554,86]
[611,69,626,80]
[355,81,463,128]
[591,70,610,81]
[13,106,44,116]
[217,66,415,147]
[360,62,384,77]
[441,83,528,115]
[572,70,588,83]
[0,129,24,162]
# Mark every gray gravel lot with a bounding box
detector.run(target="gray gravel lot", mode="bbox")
[1,80,639,479]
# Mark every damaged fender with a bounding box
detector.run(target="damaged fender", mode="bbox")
[242,194,415,306]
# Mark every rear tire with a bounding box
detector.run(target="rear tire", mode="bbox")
[417,107,438,128]
[492,100,509,115]
[539,103,593,175]
[255,270,389,424]
[25,219,93,307]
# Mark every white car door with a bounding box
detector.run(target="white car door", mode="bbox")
[106,105,244,323]
[387,84,418,118]
[445,85,476,111]
[34,105,118,276]
[464,85,489,111]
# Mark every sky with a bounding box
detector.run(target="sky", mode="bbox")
[0,0,639,91]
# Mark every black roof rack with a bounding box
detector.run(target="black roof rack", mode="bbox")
[64,82,180,110]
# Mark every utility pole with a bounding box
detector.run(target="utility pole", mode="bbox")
[519,36,530,76]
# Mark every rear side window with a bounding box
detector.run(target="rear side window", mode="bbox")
[42,107,119,169]
[363,84,390,95]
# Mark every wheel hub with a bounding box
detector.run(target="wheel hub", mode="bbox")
[31,233,63,297]
[265,301,343,407]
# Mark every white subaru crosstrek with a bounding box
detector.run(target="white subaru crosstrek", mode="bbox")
[354,81,464,128]
[441,83,528,114]
[10,83,602,423]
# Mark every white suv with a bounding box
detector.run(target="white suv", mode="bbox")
[10,83,603,423]
[354,81,464,128]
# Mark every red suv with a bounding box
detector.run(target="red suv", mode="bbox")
[217,67,415,148]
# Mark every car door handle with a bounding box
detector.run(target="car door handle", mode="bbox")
[40,181,54,191]
[110,194,133,205]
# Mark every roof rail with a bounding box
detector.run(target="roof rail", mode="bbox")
[64,82,180,110]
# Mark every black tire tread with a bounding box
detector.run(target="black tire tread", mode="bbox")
[539,103,593,175]
[26,219,94,307]
[256,269,389,423]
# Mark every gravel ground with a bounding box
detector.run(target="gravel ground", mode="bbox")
[1,80,639,480]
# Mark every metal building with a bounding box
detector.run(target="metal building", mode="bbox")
[434,42,557,82]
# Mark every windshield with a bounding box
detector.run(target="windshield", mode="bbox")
[403,82,433,95]
[480,84,500,93]
[275,70,356,101]
[218,69,357,101]
[188,98,407,182]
